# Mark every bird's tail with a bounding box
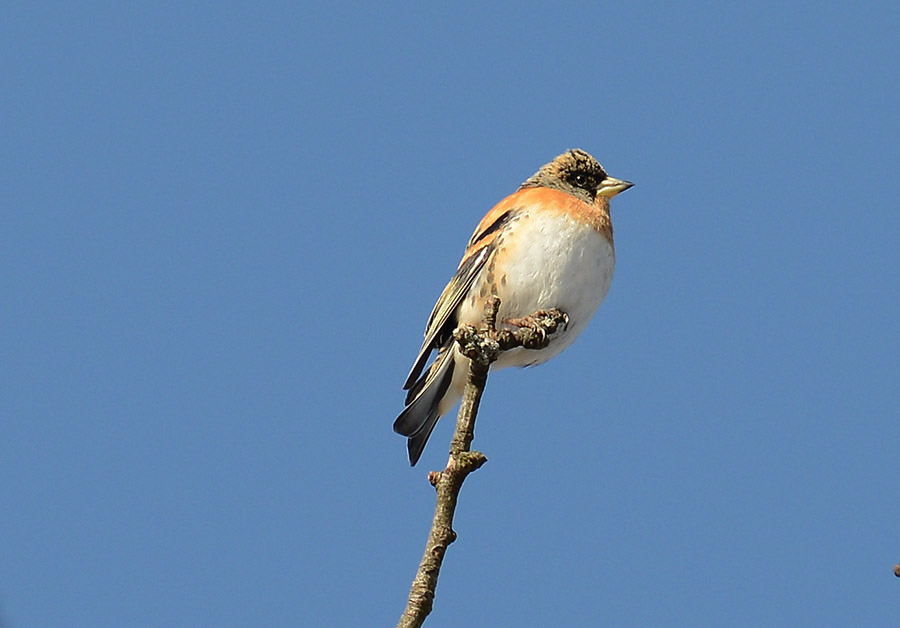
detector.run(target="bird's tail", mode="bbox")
[393,348,455,466]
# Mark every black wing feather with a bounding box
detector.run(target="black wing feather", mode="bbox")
[402,246,490,390]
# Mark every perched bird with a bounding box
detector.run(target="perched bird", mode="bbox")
[394,149,633,465]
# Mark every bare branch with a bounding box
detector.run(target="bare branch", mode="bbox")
[397,297,568,627]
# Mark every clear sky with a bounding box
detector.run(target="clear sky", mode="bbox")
[2,2,899,627]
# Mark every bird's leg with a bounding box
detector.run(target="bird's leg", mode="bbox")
[503,310,550,328]
[500,309,569,349]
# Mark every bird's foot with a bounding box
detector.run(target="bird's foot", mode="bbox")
[501,309,569,349]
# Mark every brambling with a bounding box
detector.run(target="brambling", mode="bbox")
[394,149,633,465]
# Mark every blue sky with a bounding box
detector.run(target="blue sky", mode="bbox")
[2,2,899,626]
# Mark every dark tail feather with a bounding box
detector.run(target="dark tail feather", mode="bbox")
[393,349,455,466]
[406,411,441,467]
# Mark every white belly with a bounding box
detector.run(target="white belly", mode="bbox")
[458,210,615,369]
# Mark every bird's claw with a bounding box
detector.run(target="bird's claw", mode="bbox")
[501,309,568,349]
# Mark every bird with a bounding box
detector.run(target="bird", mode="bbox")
[394,149,633,466]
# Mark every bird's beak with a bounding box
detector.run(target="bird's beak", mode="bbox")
[597,176,634,199]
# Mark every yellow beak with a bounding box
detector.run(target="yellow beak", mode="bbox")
[597,176,634,198]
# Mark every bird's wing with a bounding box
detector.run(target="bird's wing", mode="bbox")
[403,199,524,391]
[402,244,489,391]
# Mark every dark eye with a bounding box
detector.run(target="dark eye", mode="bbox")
[573,173,587,186]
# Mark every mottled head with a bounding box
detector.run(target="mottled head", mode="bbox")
[520,149,633,205]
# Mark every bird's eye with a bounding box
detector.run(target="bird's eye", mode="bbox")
[573,173,587,186]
